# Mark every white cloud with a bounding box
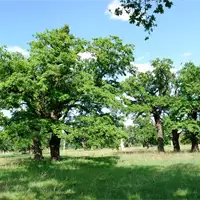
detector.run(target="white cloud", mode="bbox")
[133,62,152,73]
[105,0,129,21]
[78,52,96,60]
[134,62,179,74]
[7,46,29,57]
[183,52,192,57]
[117,62,152,81]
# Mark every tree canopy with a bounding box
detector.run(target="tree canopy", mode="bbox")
[0,25,134,159]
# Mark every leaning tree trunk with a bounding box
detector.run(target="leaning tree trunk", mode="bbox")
[33,136,43,160]
[172,129,180,152]
[154,113,165,152]
[49,133,61,160]
[191,133,199,152]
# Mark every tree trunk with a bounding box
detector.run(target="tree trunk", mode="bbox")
[191,134,199,152]
[33,136,43,160]
[81,137,86,150]
[172,129,180,152]
[49,134,61,160]
[154,113,165,152]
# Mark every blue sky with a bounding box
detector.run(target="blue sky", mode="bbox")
[0,0,200,71]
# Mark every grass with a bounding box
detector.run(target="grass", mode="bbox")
[1,146,200,200]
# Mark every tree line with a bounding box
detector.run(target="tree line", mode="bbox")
[0,25,199,160]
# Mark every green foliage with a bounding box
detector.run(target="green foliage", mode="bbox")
[179,62,200,107]
[0,25,134,152]
[176,62,200,140]
[127,114,157,147]
[0,130,13,152]
[71,115,126,149]
[123,58,174,112]
[1,24,200,154]
[122,58,174,149]
[114,0,173,34]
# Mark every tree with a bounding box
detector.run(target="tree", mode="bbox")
[0,112,32,154]
[163,73,183,152]
[178,62,200,152]
[0,129,14,152]
[71,115,126,149]
[162,115,182,152]
[127,114,157,148]
[114,0,173,36]
[123,58,174,152]
[5,111,49,159]
[0,25,134,160]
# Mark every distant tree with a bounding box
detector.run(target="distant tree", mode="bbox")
[127,114,157,148]
[178,62,200,152]
[0,130,13,152]
[123,58,174,152]
[71,115,126,149]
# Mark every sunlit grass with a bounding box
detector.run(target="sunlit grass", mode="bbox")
[1,145,200,200]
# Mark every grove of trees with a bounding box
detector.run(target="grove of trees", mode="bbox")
[0,25,200,160]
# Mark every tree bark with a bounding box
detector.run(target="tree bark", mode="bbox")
[154,113,165,152]
[33,136,43,160]
[49,133,61,160]
[172,129,180,152]
[191,134,199,152]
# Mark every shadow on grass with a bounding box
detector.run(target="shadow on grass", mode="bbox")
[1,155,200,200]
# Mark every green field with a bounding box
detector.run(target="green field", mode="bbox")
[1,146,200,200]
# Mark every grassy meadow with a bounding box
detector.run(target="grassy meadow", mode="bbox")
[1,146,200,200]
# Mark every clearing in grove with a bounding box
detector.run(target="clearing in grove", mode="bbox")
[0,146,200,200]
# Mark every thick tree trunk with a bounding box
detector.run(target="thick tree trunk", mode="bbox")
[49,134,61,160]
[172,129,180,152]
[191,134,199,152]
[33,136,43,160]
[154,113,165,152]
